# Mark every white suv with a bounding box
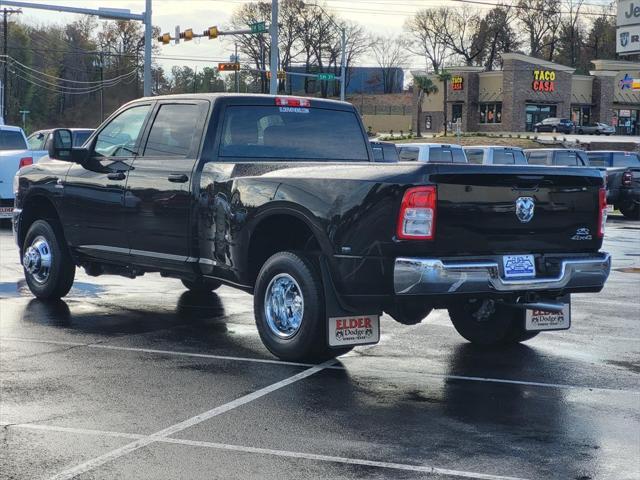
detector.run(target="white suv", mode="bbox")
[396,143,467,163]
[0,125,31,220]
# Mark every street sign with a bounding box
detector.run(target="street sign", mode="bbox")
[317,73,335,81]
[618,0,640,27]
[617,24,640,55]
[249,21,266,33]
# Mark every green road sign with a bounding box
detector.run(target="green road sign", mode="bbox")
[249,21,266,33]
[317,73,335,81]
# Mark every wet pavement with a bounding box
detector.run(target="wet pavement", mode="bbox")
[1,216,639,480]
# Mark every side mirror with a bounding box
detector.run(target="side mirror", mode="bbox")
[48,129,73,161]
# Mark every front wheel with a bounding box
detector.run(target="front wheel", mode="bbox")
[254,251,351,361]
[448,300,539,347]
[552,127,557,133]
[619,203,640,220]
[22,219,75,300]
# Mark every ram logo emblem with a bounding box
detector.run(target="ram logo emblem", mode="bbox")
[515,197,535,223]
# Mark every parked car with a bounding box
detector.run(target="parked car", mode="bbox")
[525,148,590,166]
[533,118,574,134]
[575,123,615,135]
[587,151,640,220]
[27,128,94,163]
[397,143,467,163]
[370,141,399,162]
[0,125,32,221]
[13,94,611,361]
[464,146,528,165]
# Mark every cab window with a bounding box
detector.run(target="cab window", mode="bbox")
[527,151,550,165]
[465,149,484,164]
[612,152,640,167]
[143,104,202,157]
[27,132,46,150]
[493,149,515,165]
[398,147,419,161]
[94,104,151,158]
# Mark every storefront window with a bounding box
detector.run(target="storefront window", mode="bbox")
[479,103,502,124]
[571,106,591,126]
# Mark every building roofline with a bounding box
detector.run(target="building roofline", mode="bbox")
[500,53,575,72]
[591,59,640,71]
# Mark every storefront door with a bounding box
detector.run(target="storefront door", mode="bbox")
[525,104,557,131]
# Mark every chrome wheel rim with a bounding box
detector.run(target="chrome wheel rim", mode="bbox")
[23,236,52,284]
[264,273,304,339]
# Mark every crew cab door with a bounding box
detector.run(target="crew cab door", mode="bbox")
[62,103,153,260]
[124,100,209,272]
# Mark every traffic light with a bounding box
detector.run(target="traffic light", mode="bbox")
[157,33,171,45]
[180,28,194,41]
[218,62,240,71]
[205,26,219,39]
[266,71,286,80]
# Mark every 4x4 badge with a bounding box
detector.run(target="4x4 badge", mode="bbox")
[515,197,535,223]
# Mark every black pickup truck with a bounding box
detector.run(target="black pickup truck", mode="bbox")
[586,151,640,220]
[13,94,611,361]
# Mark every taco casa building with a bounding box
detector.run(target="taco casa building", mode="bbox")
[413,54,640,135]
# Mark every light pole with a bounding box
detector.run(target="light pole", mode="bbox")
[269,0,278,95]
[92,53,104,122]
[301,2,346,101]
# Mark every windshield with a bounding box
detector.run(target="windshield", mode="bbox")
[219,106,368,161]
[0,130,27,150]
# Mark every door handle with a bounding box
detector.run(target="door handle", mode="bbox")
[107,172,126,181]
[168,174,189,183]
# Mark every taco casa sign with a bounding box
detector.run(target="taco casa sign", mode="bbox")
[451,75,464,91]
[617,1,640,55]
[532,69,556,92]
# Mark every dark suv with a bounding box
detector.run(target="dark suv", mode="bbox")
[533,118,574,134]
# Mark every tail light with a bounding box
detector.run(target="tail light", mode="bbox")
[598,187,607,238]
[622,171,633,188]
[397,186,437,240]
[19,157,33,168]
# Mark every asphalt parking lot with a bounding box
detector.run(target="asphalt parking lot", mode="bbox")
[1,216,639,480]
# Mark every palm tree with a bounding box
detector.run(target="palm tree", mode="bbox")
[414,76,438,137]
[436,70,452,136]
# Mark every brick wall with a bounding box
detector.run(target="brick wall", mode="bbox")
[591,75,615,124]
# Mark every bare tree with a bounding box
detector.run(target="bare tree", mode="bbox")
[404,9,450,73]
[434,7,487,66]
[516,0,562,59]
[474,5,521,70]
[371,35,409,94]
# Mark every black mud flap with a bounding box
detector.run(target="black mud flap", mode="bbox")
[319,257,381,348]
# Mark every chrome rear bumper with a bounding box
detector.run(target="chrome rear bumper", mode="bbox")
[394,253,611,295]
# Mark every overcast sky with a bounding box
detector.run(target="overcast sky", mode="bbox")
[16,0,613,72]
[15,0,488,71]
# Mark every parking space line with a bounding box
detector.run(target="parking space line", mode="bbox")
[47,359,335,480]
[3,336,639,395]
[3,422,528,480]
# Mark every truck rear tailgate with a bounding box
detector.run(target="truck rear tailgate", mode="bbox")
[429,165,605,255]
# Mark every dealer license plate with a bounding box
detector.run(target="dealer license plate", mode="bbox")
[503,254,536,278]
[0,206,12,218]
[328,314,380,347]
[525,304,571,331]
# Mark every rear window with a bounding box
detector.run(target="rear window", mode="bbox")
[219,106,368,161]
[465,149,484,164]
[555,151,579,166]
[527,151,550,165]
[372,143,398,162]
[493,149,516,165]
[0,130,27,150]
[429,146,466,163]
[612,152,640,167]
[398,147,419,161]
[513,150,527,165]
[587,153,608,167]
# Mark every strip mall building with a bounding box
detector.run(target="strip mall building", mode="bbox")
[412,54,640,136]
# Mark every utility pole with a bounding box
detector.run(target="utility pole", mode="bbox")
[269,0,278,95]
[339,27,346,102]
[2,8,22,122]
[93,53,104,122]
[143,0,152,96]
[234,43,239,93]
